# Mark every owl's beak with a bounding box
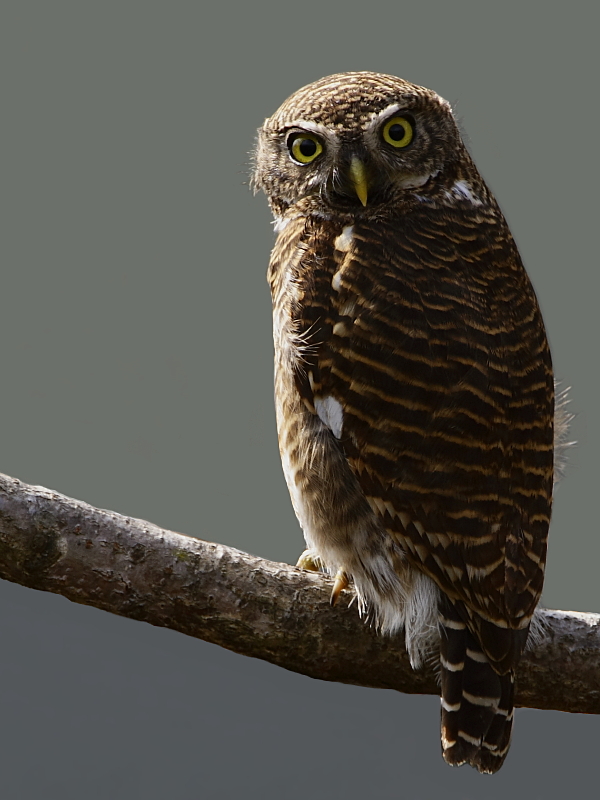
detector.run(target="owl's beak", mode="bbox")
[349,156,368,207]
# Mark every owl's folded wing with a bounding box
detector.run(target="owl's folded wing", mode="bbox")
[291,207,554,666]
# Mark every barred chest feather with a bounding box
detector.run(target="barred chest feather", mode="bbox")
[269,213,441,667]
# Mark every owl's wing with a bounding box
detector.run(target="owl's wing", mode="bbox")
[288,203,554,670]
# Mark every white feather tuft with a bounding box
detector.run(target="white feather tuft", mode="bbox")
[314,395,344,439]
[554,381,575,487]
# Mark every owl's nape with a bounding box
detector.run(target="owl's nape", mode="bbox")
[254,72,554,773]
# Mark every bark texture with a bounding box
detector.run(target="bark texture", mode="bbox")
[0,472,597,713]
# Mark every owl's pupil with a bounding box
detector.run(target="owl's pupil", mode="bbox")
[388,124,405,141]
[299,139,317,157]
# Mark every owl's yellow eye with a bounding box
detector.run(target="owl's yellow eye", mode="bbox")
[382,116,414,148]
[288,133,323,164]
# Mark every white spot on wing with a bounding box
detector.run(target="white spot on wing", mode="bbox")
[272,216,289,232]
[331,270,343,292]
[445,180,482,206]
[334,225,354,252]
[332,321,349,336]
[314,395,344,439]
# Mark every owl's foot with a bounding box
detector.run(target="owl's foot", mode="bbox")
[296,551,350,606]
[296,549,324,572]
[330,569,350,607]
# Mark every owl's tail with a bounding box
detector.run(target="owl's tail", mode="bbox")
[438,599,514,774]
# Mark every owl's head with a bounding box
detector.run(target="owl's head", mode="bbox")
[253,72,476,218]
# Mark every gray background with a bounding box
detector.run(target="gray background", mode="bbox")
[0,2,598,798]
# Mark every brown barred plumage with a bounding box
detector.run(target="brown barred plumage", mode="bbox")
[253,72,554,773]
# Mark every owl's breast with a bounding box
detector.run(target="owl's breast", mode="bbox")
[269,205,554,627]
[270,215,380,566]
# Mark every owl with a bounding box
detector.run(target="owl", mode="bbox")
[252,72,554,774]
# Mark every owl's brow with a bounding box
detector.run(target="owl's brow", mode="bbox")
[284,119,335,139]
[365,103,408,131]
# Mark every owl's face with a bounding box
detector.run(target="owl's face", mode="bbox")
[253,72,470,217]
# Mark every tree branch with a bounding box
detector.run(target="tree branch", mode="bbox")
[0,472,597,713]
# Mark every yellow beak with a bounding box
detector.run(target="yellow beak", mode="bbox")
[349,156,368,207]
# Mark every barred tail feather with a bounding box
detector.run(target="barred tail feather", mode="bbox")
[477,670,515,773]
[439,599,514,774]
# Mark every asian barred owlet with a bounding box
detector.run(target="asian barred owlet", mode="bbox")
[252,72,555,774]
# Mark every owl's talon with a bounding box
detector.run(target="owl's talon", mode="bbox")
[330,569,350,606]
[296,549,324,572]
